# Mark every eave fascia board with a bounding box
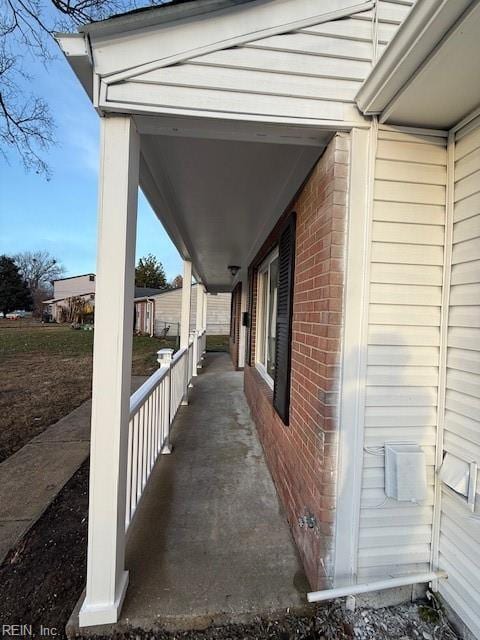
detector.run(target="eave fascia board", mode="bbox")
[80,0,253,38]
[55,33,94,101]
[356,0,475,116]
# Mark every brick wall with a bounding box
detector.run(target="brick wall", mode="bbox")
[244,133,350,589]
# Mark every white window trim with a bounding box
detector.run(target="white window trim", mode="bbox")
[256,361,274,390]
[255,247,279,390]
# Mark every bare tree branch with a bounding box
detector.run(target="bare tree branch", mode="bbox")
[0,0,168,176]
[14,249,66,290]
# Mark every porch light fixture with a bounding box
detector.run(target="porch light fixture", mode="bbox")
[228,265,240,277]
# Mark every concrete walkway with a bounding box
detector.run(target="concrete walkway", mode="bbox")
[0,377,145,565]
[70,353,310,636]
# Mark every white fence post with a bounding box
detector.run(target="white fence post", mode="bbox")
[79,116,139,628]
[157,349,173,454]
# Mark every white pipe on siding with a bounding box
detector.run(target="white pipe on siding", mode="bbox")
[307,571,447,603]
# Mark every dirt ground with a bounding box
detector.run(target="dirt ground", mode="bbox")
[0,460,89,638]
[0,456,458,639]
[0,320,178,461]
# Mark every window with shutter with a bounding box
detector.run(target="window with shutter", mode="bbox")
[251,212,296,424]
[254,248,279,388]
[273,213,296,424]
[246,269,254,366]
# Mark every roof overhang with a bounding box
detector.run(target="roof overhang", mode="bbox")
[57,0,374,101]
[55,0,254,101]
[56,33,94,101]
[356,0,480,129]
[56,0,356,292]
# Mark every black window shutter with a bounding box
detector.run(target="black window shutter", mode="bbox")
[273,212,296,425]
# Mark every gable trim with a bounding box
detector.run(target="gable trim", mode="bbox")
[101,1,374,86]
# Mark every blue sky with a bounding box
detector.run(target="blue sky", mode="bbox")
[0,45,182,281]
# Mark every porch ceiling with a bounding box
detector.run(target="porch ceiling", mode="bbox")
[138,125,330,291]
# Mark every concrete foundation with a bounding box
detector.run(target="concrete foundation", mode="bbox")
[68,353,310,637]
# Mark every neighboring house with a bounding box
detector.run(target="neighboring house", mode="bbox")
[44,273,96,321]
[45,276,168,325]
[54,273,96,299]
[58,0,480,637]
[134,284,231,337]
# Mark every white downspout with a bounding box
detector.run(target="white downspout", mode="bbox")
[307,571,448,603]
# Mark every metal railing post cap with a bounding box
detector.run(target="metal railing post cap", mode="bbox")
[157,348,174,365]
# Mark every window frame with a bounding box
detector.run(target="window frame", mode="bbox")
[255,247,279,390]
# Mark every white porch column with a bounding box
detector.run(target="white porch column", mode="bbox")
[79,116,139,627]
[195,283,203,332]
[238,275,248,369]
[180,259,192,348]
[202,287,208,333]
[192,282,203,373]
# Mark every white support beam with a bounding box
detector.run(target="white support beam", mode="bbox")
[202,287,207,334]
[334,126,375,585]
[238,274,248,369]
[79,115,139,627]
[195,283,203,332]
[180,260,192,349]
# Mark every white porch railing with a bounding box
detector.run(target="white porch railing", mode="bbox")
[188,335,195,380]
[170,346,188,418]
[197,329,206,365]
[125,335,202,531]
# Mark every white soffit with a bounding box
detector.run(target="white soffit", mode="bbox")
[382,1,480,128]
[138,132,329,291]
[357,0,480,129]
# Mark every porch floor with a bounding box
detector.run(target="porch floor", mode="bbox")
[71,352,310,636]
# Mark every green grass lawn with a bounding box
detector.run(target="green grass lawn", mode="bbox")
[206,334,229,352]
[0,322,177,364]
[0,323,227,359]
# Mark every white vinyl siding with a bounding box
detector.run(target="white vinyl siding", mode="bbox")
[104,1,414,123]
[53,274,95,299]
[437,115,480,639]
[358,126,448,580]
[150,285,231,336]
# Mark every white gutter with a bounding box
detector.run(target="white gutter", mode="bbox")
[307,571,447,603]
[356,0,475,116]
